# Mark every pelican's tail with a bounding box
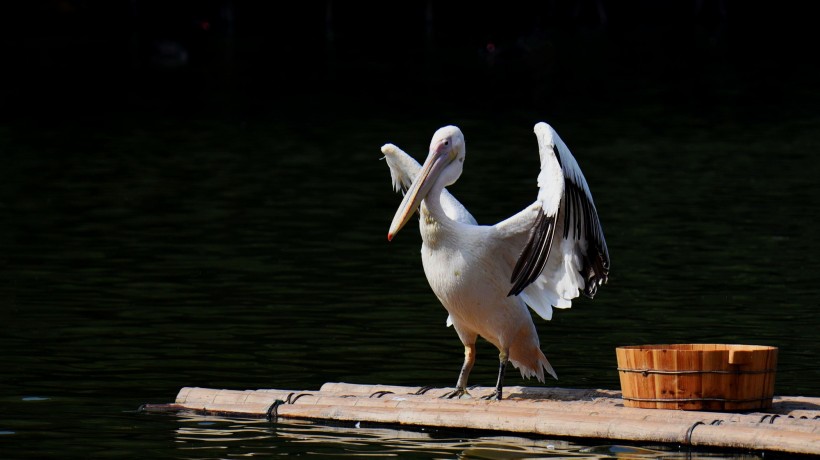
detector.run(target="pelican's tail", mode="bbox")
[510,347,558,383]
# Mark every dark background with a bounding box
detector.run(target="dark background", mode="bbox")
[1,4,819,457]
[2,0,818,123]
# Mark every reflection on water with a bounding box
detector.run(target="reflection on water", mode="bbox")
[172,414,733,459]
[1,111,818,459]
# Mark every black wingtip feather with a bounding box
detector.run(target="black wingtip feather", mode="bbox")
[581,244,610,298]
[508,209,556,296]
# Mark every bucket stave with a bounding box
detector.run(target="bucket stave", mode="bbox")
[615,344,777,411]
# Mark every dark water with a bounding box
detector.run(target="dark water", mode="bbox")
[2,102,819,459]
[3,2,820,457]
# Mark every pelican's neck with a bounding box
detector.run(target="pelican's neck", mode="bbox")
[419,184,454,243]
[424,181,449,218]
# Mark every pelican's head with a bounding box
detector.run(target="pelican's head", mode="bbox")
[388,125,466,241]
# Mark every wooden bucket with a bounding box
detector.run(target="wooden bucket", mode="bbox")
[616,344,777,411]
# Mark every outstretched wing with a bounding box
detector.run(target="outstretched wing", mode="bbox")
[508,122,610,307]
[381,143,477,225]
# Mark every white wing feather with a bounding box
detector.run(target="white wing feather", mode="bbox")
[498,122,609,321]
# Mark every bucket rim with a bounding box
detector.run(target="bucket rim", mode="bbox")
[616,343,778,352]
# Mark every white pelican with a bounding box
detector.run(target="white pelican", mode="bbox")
[383,122,610,400]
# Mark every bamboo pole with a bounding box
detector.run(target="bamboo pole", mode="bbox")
[143,384,820,456]
[311,385,820,434]
[317,382,820,421]
[273,400,820,455]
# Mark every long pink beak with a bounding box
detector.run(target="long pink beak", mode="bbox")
[387,148,450,241]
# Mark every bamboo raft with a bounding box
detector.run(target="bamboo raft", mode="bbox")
[142,383,820,456]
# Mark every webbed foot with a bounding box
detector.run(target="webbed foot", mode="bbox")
[480,389,503,401]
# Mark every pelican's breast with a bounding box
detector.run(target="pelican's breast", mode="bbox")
[420,217,526,344]
[419,203,465,303]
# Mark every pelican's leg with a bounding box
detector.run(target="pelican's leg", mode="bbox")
[482,350,509,401]
[442,342,476,399]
